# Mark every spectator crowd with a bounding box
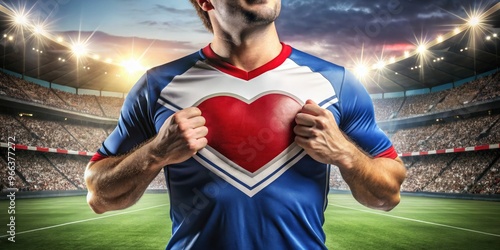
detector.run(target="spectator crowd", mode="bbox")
[0,71,124,118]
[1,70,499,195]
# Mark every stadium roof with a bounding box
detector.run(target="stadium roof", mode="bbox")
[0,3,499,94]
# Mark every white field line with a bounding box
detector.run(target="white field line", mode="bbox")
[330,203,500,237]
[0,204,169,238]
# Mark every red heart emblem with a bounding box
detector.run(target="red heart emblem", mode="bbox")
[197,94,302,173]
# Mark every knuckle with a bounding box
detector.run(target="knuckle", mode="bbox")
[316,118,328,128]
[177,123,187,132]
[319,109,329,116]
[310,129,320,138]
[187,140,199,152]
[172,112,183,124]
[181,129,193,140]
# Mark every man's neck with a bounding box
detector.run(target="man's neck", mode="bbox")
[210,23,282,72]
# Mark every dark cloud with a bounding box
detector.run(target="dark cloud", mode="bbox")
[56,31,199,66]
[154,4,195,15]
[276,0,498,66]
[137,20,174,28]
[138,21,159,26]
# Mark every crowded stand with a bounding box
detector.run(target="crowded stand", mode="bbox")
[391,114,500,153]
[148,169,168,190]
[372,97,403,121]
[0,71,123,118]
[473,72,500,102]
[41,153,89,190]
[3,149,77,191]
[396,154,455,192]
[18,116,83,150]
[397,91,449,118]
[423,151,499,193]
[0,113,39,146]
[329,166,350,190]
[391,124,441,153]
[62,123,109,152]
[0,69,499,195]
[97,96,124,118]
[0,70,499,122]
[433,80,486,113]
[470,158,500,195]
[477,119,500,145]
[400,152,500,194]
[0,155,29,191]
[51,89,105,116]
[11,75,70,109]
[371,72,500,120]
[428,115,499,150]
[0,71,32,101]
[1,112,112,151]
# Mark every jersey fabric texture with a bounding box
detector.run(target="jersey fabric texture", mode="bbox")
[91,43,398,250]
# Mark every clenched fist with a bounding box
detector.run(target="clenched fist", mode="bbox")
[150,107,208,166]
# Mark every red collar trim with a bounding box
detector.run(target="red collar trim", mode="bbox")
[201,42,292,81]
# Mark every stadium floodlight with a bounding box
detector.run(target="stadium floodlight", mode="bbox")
[454,27,461,35]
[56,36,64,43]
[437,35,444,43]
[404,51,410,58]
[93,54,100,60]
[14,13,28,26]
[8,35,13,41]
[121,58,145,74]
[486,36,491,40]
[417,44,427,54]
[373,61,386,70]
[105,58,113,64]
[353,63,369,79]
[389,57,396,64]
[33,25,45,35]
[467,16,481,27]
[494,34,498,38]
[71,42,87,58]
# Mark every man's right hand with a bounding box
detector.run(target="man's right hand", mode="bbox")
[150,107,208,166]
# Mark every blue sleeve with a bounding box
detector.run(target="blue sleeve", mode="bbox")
[337,70,397,159]
[96,74,157,157]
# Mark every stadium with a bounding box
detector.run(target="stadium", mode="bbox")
[0,1,499,249]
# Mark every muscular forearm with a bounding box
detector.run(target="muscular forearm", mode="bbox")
[85,107,208,214]
[294,100,406,211]
[338,146,406,211]
[84,142,164,214]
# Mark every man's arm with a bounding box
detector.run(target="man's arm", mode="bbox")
[294,100,406,211]
[85,107,208,214]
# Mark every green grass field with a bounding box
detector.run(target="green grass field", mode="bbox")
[0,193,499,249]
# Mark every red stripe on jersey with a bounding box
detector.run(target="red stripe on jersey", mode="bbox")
[202,42,292,81]
[90,152,108,162]
[375,146,398,159]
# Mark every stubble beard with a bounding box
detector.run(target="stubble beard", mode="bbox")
[231,1,281,27]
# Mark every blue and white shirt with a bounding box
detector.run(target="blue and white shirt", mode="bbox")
[91,43,398,250]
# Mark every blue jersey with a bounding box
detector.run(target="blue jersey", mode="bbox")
[92,43,397,249]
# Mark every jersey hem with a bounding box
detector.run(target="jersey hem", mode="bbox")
[90,151,108,162]
[375,146,398,159]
